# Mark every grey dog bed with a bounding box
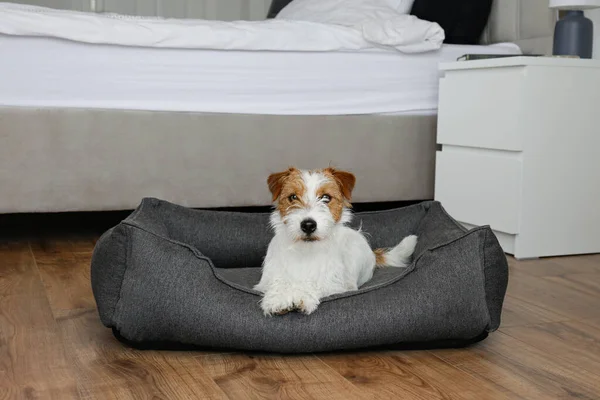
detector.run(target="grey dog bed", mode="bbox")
[90,197,508,353]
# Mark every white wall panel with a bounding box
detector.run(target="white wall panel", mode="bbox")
[586,9,600,59]
[97,0,271,20]
[12,0,271,19]
[8,0,91,11]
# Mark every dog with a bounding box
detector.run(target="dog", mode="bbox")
[254,167,418,316]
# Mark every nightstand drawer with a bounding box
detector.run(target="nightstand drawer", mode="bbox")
[437,68,524,151]
[435,146,522,234]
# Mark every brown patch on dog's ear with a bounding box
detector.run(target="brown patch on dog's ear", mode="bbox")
[326,167,356,201]
[267,167,297,202]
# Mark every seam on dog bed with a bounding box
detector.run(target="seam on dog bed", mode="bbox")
[119,219,419,302]
[90,227,116,326]
[480,228,492,331]
[111,224,133,331]
[482,228,509,332]
[118,219,419,301]
[120,219,493,306]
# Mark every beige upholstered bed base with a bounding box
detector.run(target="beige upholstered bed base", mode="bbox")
[0,107,437,213]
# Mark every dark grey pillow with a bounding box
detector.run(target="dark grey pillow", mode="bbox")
[267,0,294,18]
[410,0,494,45]
[91,197,508,353]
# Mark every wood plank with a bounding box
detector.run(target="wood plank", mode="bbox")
[501,320,600,377]
[200,353,367,400]
[552,254,600,272]
[0,241,44,297]
[499,295,569,328]
[321,350,513,400]
[508,255,600,277]
[0,241,78,399]
[505,263,600,320]
[56,308,228,400]
[544,273,600,298]
[434,332,600,400]
[30,237,97,314]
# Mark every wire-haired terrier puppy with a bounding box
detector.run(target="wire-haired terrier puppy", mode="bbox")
[254,167,417,316]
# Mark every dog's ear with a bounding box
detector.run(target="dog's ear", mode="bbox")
[327,168,356,200]
[267,167,295,202]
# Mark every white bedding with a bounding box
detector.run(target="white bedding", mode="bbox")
[0,34,521,115]
[0,2,443,53]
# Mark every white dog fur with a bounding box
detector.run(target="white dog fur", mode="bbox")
[254,167,417,316]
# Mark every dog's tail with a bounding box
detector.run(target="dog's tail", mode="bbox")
[374,235,418,268]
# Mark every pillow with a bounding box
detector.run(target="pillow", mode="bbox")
[410,0,493,45]
[271,0,444,54]
[276,0,416,27]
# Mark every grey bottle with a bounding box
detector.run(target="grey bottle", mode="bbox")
[553,10,594,59]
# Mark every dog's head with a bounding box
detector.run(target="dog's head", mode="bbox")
[267,167,356,242]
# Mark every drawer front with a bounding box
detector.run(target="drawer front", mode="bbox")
[437,68,524,151]
[435,146,522,234]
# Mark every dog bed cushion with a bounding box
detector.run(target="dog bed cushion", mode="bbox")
[91,198,508,353]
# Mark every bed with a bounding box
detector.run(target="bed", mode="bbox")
[0,0,555,213]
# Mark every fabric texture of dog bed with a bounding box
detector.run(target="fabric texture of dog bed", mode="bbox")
[90,197,508,353]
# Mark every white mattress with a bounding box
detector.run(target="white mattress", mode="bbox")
[0,35,521,115]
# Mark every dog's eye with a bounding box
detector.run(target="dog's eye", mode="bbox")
[320,194,332,203]
[288,194,298,202]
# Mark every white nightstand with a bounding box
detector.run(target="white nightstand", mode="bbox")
[434,56,600,259]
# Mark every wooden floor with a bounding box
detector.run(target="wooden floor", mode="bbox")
[1,215,600,399]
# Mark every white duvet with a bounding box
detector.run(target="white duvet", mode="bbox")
[0,2,444,53]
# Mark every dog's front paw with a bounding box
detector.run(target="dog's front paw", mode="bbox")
[259,292,296,317]
[260,286,321,316]
[297,294,320,315]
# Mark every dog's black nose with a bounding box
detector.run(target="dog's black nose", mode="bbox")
[300,219,317,234]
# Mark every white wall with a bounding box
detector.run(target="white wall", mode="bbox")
[585,9,600,59]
